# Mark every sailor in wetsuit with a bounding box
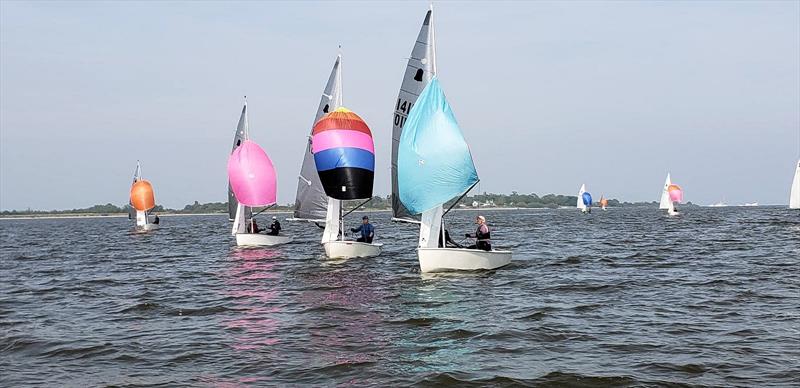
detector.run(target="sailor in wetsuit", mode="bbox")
[465,215,492,251]
[267,216,281,236]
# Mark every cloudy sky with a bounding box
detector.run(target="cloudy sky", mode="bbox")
[1,0,798,210]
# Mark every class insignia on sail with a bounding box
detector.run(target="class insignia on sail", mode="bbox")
[311,107,375,200]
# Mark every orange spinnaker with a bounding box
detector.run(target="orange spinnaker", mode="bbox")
[130,180,155,211]
[600,198,609,207]
[667,184,682,192]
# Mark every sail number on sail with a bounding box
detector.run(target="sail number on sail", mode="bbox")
[394,98,416,128]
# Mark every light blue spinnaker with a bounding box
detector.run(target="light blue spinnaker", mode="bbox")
[397,77,478,215]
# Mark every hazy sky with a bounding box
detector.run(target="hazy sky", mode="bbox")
[1,0,798,210]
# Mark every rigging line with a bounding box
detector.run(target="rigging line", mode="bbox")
[342,197,373,218]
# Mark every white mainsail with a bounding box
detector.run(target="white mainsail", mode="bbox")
[229,101,252,222]
[790,159,800,209]
[659,173,673,211]
[293,54,343,222]
[391,8,437,223]
[577,184,587,211]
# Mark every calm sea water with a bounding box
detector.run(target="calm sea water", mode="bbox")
[1,207,798,387]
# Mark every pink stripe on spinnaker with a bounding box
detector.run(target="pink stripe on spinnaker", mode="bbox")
[227,140,277,207]
[311,129,375,154]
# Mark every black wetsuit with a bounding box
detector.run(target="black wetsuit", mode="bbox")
[467,224,492,251]
[267,220,281,236]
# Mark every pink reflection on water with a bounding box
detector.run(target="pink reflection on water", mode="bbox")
[220,247,283,352]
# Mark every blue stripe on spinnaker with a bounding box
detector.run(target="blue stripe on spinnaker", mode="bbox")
[314,147,375,172]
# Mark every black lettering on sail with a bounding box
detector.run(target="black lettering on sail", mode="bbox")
[414,69,424,82]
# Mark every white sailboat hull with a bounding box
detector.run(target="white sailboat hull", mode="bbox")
[235,233,293,247]
[417,247,512,273]
[323,241,383,259]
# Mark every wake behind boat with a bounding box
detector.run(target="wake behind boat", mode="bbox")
[395,7,511,273]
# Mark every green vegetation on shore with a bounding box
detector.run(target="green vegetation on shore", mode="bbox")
[1,192,679,217]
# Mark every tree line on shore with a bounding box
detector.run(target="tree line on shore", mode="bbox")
[0,192,673,216]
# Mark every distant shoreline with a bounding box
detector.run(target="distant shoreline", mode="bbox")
[0,205,646,220]
[5,202,774,221]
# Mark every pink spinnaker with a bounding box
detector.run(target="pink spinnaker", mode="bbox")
[668,187,683,203]
[227,140,277,207]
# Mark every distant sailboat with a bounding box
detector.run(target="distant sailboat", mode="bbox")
[599,195,608,210]
[709,198,727,207]
[577,184,592,213]
[396,6,511,273]
[659,173,683,216]
[227,100,293,246]
[790,159,800,209]
[129,161,157,230]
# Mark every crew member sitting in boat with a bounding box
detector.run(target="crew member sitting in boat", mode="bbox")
[465,215,491,251]
[152,214,160,224]
[266,216,281,236]
[351,216,375,243]
[438,228,461,248]
[250,218,261,234]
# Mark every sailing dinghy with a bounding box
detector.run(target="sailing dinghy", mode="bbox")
[130,161,158,230]
[790,159,800,209]
[313,99,381,258]
[659,173,683,216]
[396,7,511,273]
[227,101,293,246]
[577,184,592,213]
[599,195,608,210]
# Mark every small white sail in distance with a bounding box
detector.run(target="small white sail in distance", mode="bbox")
[659,173,673,210]
[577,184,587,211]
[790,159,800,209]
